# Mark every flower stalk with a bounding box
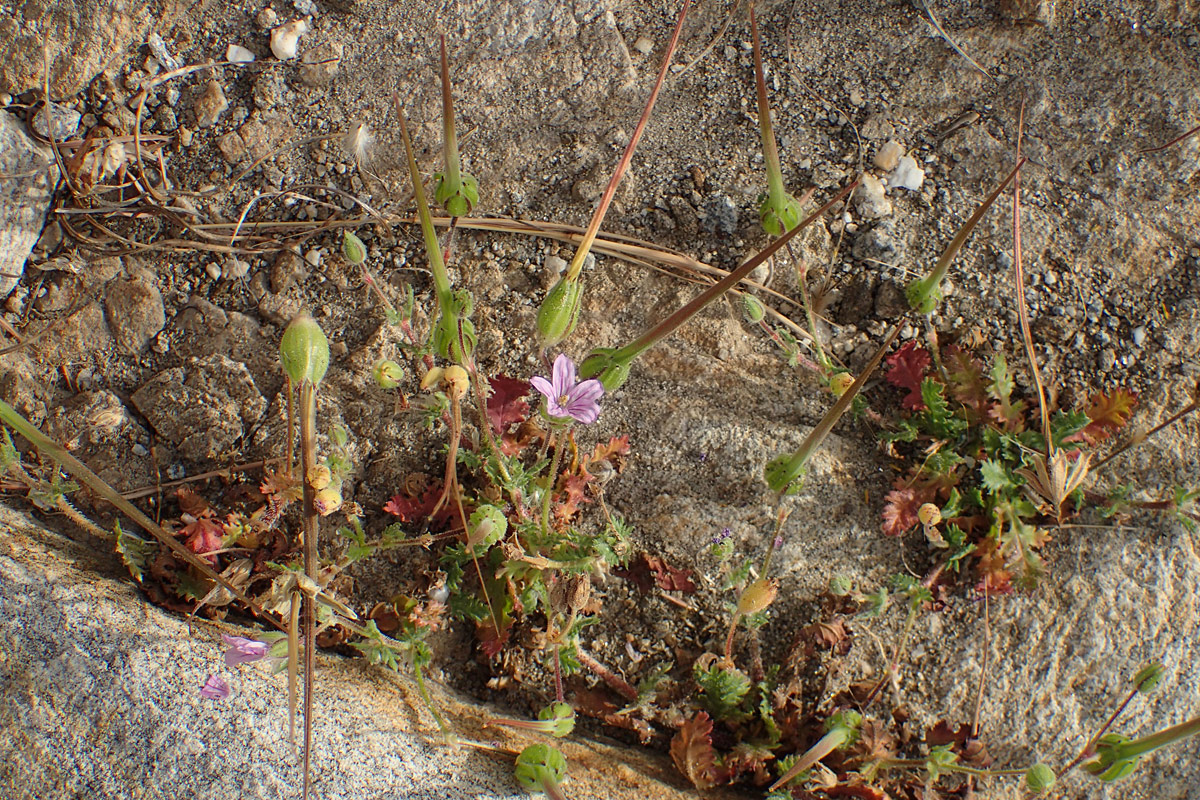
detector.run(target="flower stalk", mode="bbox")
[394,94,474,364]
[750,5,803,236]
[768,711,863,791]
[579,179,860,390]
[1082,715,1200,781]
[434,36,478,217]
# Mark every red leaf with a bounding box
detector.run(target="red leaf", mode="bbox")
[670,712,724,790]
[881,483,935,537]
[181,517,224,562]
[885,341,932,411]
[615,552,697,594]
[487,375,531,433]
[553,473,593,522]
[383,482,455,529]
[581,434,632,469]
[1078,389,1138,444]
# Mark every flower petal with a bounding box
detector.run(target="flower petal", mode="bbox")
[200,674,230,700]
[529,376,556,400]
[551,353,574,396]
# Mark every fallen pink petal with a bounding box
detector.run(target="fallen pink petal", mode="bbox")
[199,674,230,700]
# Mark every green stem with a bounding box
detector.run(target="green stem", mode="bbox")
[610,179,859,363]
[750,5,785,208]
[414,663,456,742]
[875,758,1029,778]
[439,36,462,189]
[540,425,569,538]
[395,96,453,307]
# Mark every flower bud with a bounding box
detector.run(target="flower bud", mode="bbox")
[313,486,343,517]
[373,359,405,390]
[1133,661,1165,694]
[829,372,855,397]
[737,578,778,617]
[1025,763,1056,792]
[537,275,583,347]
[917,503,942,527]
[828,574,853,597]
[742,294,765,323]
[342,231,367,265]
[307,463,332,491]
[279,314,330,386]
[420,367,445,391]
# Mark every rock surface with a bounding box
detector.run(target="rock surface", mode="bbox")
[0,506,706,800]
[0,0,175,97]
[0,111,57,298]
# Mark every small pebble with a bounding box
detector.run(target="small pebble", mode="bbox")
[873,140,904,171]
[1131,326,1146,346]
[632,36,653,56]
[270,20,309,60]
[193,80,229,128]
[205,262,222,280]
[131,443,149,457]
[226,44,255,63]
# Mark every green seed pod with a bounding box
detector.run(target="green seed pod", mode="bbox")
[514,744,567,792]
[342,231,367,265]
[537,702,576,738]
[1025,763,1056,793]
[435,172,479,217]
[742,294,765,323]
[760,191,804,237]
[1082,734,1139,782]
[373,359,405,390]
[764,451,807,494]
[579,347,633,392]
[432,312,477,363]
[279,314,330,386]
[1133,662,1165,694]
[906,278,941,315]
[537,275,583,347]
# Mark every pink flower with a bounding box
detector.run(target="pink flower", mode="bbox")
[222,634,269,667]
[530,354,603,424]
[200,674,230,700]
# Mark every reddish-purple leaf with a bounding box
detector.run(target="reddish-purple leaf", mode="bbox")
[487,375,531,433]
[885,342,932,411]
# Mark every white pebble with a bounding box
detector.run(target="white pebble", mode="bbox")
[304,248,322,267]
[1132,326,1146,346]
[890,155,926,191]
[633,36,653,56]
[544,255,567,276]
[205,262,222,280]
[226,44,256,63]
[270,20,309,60]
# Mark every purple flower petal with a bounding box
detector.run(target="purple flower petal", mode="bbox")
[222,634,269,668]
[200,674,230,700]
[551,354,574,395]
[530,376,556,401]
